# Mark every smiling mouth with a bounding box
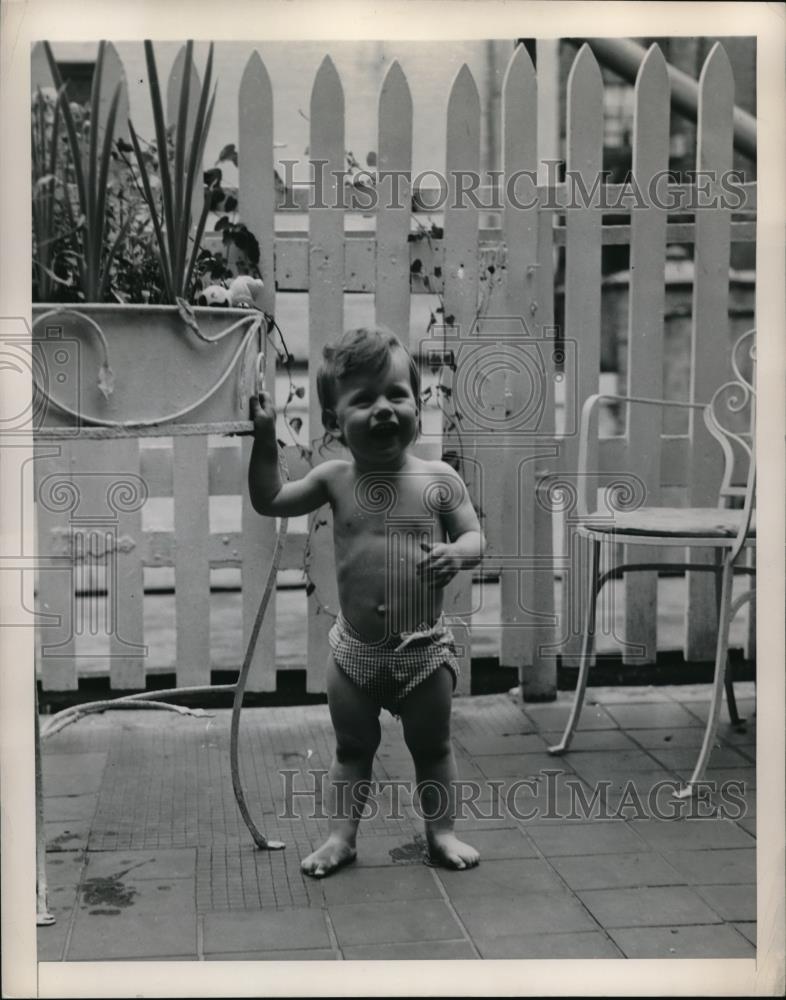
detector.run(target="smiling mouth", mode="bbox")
[371,423,399,437]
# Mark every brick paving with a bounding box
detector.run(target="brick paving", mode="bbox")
[38,683,757,962]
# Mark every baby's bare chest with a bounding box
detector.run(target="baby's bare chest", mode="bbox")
[332,476,446,541]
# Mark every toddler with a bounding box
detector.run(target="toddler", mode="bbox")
[249,326,485,876]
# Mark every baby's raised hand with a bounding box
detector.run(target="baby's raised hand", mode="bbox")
[416,540,462,589]
[249,390,277,444]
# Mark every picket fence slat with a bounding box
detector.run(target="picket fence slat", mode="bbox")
[109,438,147,688]
[71,442,118,671]
[532,173,556,672]
[35,443,78,690]
[499,44,556,693]
[173,436,211,686]
[207,444,243,496]
[602,436,689,487]
[239,51,275,313]
[685,44,735,661]
[307,56,345,692]
[345,240,375,293]
[561,45,604,663]
[239,51,278,692]
[443,64,481,694]
[375,61,412,341]
[499,43,535,671]
[71,452,100,650]
[30,42,50,94]
[529,162,560,685]
[623,45,670,665]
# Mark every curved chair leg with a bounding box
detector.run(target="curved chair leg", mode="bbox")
[674,557,734,798]
[724,670,742,726]
[713,549,744,726]
[549,537,601,755]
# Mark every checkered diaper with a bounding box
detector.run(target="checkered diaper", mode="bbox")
[328,612,460,714]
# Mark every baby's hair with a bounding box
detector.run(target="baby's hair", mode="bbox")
[316,326,421,446]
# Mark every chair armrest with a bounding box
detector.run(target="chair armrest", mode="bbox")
[577,394,707,517]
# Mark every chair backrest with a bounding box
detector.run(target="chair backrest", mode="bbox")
[703,328,756,507]
[702,328,756,560]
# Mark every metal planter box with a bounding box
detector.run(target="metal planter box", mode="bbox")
[32,304,260,432]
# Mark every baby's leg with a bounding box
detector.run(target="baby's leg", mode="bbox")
[399,665,479,870]
[301,654,381,878]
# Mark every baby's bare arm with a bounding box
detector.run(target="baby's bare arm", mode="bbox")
[248,391,332,517]
[417,462,485,588]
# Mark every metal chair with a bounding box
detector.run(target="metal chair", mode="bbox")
[548,329,756,798]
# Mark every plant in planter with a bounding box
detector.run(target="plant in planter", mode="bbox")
[32,45,141,304]
[126,40,217,304]
[31,84,72,303]
[32,39,266,430]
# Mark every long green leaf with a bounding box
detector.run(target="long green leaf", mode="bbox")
[173,41,194,285]
[43,43,88,235]
[33,90,44,180]
[48,73,88,296]
[98,211,134,301]
[58,160,85,294]
[181,84,216,297]
[32,207,46,299]
[143,40,177,270]
[128,118,174,301]
[32,92,49,295]
[94,82,122,299]
[45,93,64,273]
[86,42,106,297]
[195,84,216,177]
[183,179,212,299]
[128,125,174,300]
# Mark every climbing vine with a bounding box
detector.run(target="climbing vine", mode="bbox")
[408,217,506,524]
[263,317,336,621]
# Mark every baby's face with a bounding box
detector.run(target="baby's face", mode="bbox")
[332,348,419,469]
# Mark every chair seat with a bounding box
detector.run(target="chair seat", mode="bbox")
[581,507,756,538]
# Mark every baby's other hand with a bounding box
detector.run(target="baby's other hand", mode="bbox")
[416,541,461,589]
[249,390,277,442]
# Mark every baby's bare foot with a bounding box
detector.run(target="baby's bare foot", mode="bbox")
[426,832,480,870]
[300,835,357,879]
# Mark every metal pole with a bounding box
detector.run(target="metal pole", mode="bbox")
[568,37,757,161]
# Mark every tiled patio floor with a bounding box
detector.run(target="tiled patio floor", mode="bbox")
[38,683,756,962]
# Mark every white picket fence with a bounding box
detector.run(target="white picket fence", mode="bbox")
[31,41,756,696]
